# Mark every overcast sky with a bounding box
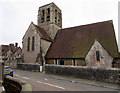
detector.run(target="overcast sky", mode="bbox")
[0,0,120,51]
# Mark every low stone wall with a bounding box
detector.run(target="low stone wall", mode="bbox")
[17,63,40,72]
[3,76,32,93]
[45,64,120,84]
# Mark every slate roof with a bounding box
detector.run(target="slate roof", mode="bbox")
[46,20,119,59]
[1,45,9,55]
[0,44,21,55]
[33,24,52,42]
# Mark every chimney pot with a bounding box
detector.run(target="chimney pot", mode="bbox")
[15,43,18,47]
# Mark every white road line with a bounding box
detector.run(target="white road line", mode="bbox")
[44,78,48,81]
[37,81,65,90]
[14,74,20,77]
[22,77,29,80]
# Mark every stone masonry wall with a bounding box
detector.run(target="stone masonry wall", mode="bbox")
[22,23,41,63]
[45,64,119,84]
[85,40,113,68]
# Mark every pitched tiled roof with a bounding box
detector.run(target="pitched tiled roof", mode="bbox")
[0,44,21,55]
[12,47,21,54]
[46,20,119,59]
[33,24,52,42]
[1,45,9,55]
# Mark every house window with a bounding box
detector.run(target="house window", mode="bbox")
[96,51,100,61]
[27,37,30,51]
[32,36,35,51]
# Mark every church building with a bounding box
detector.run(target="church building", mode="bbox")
[45,20,119,68]
[22,2,119,68]
[22,3,62,65]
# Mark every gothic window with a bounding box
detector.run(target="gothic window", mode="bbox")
[41,10,45,23]
[27,37,30,51]
[55,9,57,24]
[58,12,61,25]
[32,36,35,51]
[96,51,100,61]
[47,8,50,21]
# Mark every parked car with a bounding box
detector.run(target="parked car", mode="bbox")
[4,66,13,77]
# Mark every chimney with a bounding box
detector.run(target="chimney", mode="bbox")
[9,43,14,50]
[15,43,18,47]
[9,44,14,47]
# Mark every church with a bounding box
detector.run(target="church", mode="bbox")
[22,3,62,65]
[22,2,119,68]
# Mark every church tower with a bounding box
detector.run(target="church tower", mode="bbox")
[37,2,62,39]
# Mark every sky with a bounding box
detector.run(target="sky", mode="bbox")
[0,0,120,51]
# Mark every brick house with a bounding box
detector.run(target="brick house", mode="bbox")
[45,20,119,68]
[0,43,22,68]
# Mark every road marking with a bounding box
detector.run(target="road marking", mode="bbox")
[14,74,20,77]
[44,78,48,81]
[22,77,29,80]
[36,81,65,90]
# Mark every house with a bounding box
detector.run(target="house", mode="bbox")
[22,3,62,66]
[0,43,22,68]
[45,20,119,68]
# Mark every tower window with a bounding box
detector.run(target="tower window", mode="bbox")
[27,37,30,51]
[55,9,57,23]
[58,12,61,25]
[47,8,50,21]
[41,10,45,23]
[96,51,100,61]
[32,36,35,51]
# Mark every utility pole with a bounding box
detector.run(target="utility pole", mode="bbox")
[0,59,5,87]
[0,60,2,87]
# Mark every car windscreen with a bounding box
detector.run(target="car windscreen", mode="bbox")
[4,67,11,71]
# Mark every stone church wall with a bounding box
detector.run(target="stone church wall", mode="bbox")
[22,23,41,63]
[85,41,113,68]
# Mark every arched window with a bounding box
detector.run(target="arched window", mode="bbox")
[96,51,100,61]
[58,12,61,25]
[55,9,57,23]
[32,36,35,51]
[41,10,45,23]
[27,37,30,51]
[47,8,50,21]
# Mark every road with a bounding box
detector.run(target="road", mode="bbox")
[14,69,119,92]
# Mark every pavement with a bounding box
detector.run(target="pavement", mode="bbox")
[43,72,119,90]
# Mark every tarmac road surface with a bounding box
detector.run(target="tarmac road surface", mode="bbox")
[13,69,119,92]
